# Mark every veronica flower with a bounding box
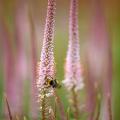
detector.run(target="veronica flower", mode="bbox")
[1,4,28,115]
[62,0,84,119]
[36,0,56,119]
[13,1,28,115]
[85,0,112,120]
[63,0,84,92]
[36,0,56,90]
[0,16,16,117]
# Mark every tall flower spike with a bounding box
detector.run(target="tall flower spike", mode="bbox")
[37,0,56,90]
[36,0,56,119]
[85,0,112,120]
[63,0,84,92]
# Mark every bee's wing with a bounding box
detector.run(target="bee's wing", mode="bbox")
[56,80,62,88]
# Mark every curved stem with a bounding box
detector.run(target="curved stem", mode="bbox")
[72,88,79,120]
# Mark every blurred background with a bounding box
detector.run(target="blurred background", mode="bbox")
[0,0,120,120]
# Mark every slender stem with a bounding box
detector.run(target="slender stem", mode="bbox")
[108,96,112,120]
[71,88,79,120]
[67,107,70,120]
[54,90,67,120]
[94,94,101,120]
[5,95,13,120]
[54,99,57,119]
[41,89,46,120]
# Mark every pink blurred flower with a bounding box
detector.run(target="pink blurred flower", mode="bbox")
[63,0,84,92]
[1,1,29,116]
[85,0,112,120]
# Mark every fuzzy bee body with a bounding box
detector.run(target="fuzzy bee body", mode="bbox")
[44,76,61,88]
[48,79,58,88]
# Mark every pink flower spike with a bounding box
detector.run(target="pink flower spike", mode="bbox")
[29,9,38,119]
[85,0,112,120]
[63,0,84,92]
[36,1,56,119]
[36,0,56,91]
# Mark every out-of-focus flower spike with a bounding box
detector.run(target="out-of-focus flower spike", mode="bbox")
[86,0,112,120]
[93,1,113,120]
[29,6,38,119]
[0,16,17,117]
[14,1,28,81]
[7,0,29,115]
[63,0,84,92]
[63,0,84,119]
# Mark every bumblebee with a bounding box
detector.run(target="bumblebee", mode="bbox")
[44,76,61,88]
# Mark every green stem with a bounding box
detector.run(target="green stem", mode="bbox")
[108,96,112,120]
[72,88,79,120]
[41,89,46,120]
[94,94,101,120]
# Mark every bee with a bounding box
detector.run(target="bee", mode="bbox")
[44,76,61,88]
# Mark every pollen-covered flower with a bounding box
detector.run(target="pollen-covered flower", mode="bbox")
[63,0,84,92]
[36,0,56,90]
[36,0,56,119]
[36,0,56,120]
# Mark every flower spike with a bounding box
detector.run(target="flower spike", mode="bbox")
[36,0,56,90]
[36,0,56,119]
[63,0,84,119]
[63,0,84,92]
